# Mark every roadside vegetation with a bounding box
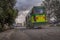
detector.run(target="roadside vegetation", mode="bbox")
[0,0,18,31]
[43,0,60,26]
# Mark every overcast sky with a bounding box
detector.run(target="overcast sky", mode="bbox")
[15,0,44,11]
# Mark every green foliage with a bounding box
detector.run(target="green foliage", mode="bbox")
[0,0,18,30]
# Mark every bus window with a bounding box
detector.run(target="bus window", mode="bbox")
[34,9,44,14]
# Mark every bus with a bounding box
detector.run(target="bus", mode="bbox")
[26,6,47,29]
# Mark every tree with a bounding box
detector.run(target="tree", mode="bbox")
[0,0,18,31]
[43,0,60,26]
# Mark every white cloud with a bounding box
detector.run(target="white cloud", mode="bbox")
[15,0,44,11]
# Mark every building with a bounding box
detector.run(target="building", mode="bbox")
[15,10,30,27]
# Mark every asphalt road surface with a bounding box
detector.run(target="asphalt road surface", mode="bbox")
[0,27,60,40]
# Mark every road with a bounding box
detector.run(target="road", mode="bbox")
[0,27,60,40]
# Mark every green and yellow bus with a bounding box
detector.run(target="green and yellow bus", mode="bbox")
[26,6,47,28]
